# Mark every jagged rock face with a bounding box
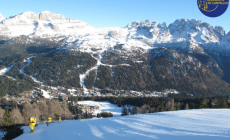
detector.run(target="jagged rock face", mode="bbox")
[127,19,171,44]
[108,31,118,37]
[169,19,198,35]
[39,11,66,21]
[214,26,225,37]
[139,21,170,38]
[168,19,219,42]
[127,21,140,28]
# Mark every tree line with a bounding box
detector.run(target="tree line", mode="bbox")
[0,99,72,127]
[73,96,230,113]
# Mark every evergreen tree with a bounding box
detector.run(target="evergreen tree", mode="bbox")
[175,102,180,110]
[221,100,228,108]
[97,113,101,118]
[131,106,138,115]
[198,97,207,108]
[121,105,128,116]
[1,109,14,127]
[118,100,121,107]
[160,103,164,112]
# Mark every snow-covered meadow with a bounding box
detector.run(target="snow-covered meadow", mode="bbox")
[15,109,230,140]
[77,101,122,116]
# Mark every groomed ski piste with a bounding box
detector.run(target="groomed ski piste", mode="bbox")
[15,109,230,140]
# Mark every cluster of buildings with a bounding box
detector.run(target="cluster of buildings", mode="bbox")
[4,90,42,104]
[3,85,180,104]
[66,87,180,98]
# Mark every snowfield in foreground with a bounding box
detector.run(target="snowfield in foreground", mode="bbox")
[15,109,230,140]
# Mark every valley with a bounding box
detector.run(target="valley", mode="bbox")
[0,11,230,101]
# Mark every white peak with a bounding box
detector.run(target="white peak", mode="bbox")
[145,19,151,24]
[42,11,51,13]
[191,19,198,21]
[127,21,140,28]
[18,11,39,20]
[133,21,140,25]
[0,13,5,22]
[21,11,36,15]
[176,18,189,23]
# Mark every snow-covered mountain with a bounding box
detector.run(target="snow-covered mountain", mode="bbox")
[0,11,93,37]
[1,11,230,56]
[1,11,230,96]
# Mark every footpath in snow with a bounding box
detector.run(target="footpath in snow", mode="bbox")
[15,109,230,140]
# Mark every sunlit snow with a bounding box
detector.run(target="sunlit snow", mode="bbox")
[77,101,122,116]
[0,65,14,75]
[15,109,230,140]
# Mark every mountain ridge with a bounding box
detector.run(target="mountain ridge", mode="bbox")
[0,11,230,97]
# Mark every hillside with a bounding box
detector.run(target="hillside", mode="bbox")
[0,11,230,97]
[15,109,230,140]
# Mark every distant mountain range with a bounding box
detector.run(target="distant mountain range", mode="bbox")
[0,11,230,97]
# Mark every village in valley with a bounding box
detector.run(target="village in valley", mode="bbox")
[3,85,180,105]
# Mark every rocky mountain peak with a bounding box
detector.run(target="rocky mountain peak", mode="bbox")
[169,19,202,35]
[145,19,151,24]
[225,31,230,41]
[19,11,39,20]
[127,20,168,30]
[214,26,225,36]
[127,21,140,28]
[39,11,66,21]
[226,31,230,36]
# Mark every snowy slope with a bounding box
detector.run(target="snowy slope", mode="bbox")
[77,101,122,116]
[15,109,230,140]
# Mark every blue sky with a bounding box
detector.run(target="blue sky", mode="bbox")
[1,0,230,33]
